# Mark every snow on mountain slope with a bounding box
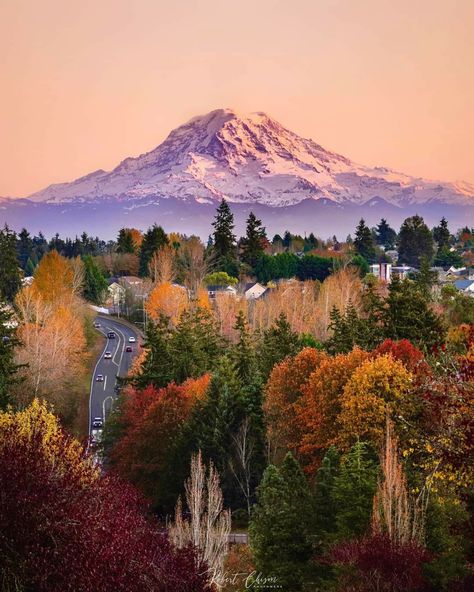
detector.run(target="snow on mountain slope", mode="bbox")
[27,108,473,208]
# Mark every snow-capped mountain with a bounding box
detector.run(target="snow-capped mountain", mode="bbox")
[27,108,473,208]
[1,109,473,238]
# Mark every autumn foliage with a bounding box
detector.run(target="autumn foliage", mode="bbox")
[146,281,189,325]
[108,375,210,500]
[0,401,208,592]
[264,348,328,463]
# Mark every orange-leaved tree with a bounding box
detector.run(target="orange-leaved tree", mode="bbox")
[337,354,414,450]
[146,281,189,325]
[296,347,369,477]
[263,347,328,464]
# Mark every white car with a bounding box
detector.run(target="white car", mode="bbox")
[128,336,136,343]
[104,351,112,359]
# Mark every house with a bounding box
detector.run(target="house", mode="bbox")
[207,285,238,299]
[391,265,414,280]
[108,282,125,305]
[243,282,267,300]
[454,279,474,295]
[21,276,34,286]
[369,263,392,282]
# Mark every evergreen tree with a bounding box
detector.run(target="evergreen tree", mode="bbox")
[433,246,462,268]
[326,301,380,354]
[375,218,397,249]
[16,228,33,270]
[212,200,238,275]
[0,303,22,409]
[117,228,136,254]
[382,276,445,349]
[249,454,312,591]
[138,225,168,276]
[231,311,257,385]
[134,315,174,389]
[259,313,300,378]
[312,447,340,546]
[240,212,267,268]
[354,219,377,263]
[413,257,438,301]
[24,258,35,277]
[398,215,434,267]
[0,226,22,302]
[433,217,450,249]
[82,255,108,304]
[331,442,378,540]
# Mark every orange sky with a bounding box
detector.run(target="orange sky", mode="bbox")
[1,0,473,197]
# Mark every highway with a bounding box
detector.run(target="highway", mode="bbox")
[89,316,140,436]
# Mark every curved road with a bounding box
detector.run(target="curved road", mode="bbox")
[89,316,140,435]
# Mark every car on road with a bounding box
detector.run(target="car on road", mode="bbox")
[125,345,133,352]
[92,417,103,429]
[96,374,104,382]
[104,351,112,359]
[94,321,101,328]
[128,336,136,343]
[108,331,116,339]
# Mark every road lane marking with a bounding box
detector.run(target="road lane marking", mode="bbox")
[103,375,107,390]
[103,395,114,421]
[88,322,110,436]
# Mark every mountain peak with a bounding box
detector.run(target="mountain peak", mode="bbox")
[25,109,473,211]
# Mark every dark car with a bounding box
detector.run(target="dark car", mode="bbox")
[125,345,133,352]
[108,331,116,339]
[92,417,103,429]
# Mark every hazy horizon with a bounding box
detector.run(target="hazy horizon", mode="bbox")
[1,0,473,197]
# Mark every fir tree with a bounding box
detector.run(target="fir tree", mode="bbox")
[312,447,340,547]
[24,258,35,277]
[398,215,434,267]
[331,441,378,540]
[433,217,450,249]
[249,454,312,591]
[240,212,267,268]
[259,313,300,378]
[375,218,397,249]
[138,225,168,276]
[116,228,136,254]
[16,228,33,270]
[414,257,438,301]
[231,310,257,385]
[354,219,377,263]
[382,276,445,349]
[212,200,238,275]
[82,255,108,304]
[134,315,174,389]
[0,226,22,302]
[0,303,22,409]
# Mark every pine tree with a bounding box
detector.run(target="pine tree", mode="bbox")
[382,276,445,349]
[414,257,438,301]
[83,255,108,304]
[138,225,168,276]
[0,226,22,302]
[398,215,434,267]
[312,447,340,547]
[0,303,22,409]
[240,212,267,268]
[212,200,238,275]
[231,311,257,385]
[331,441,378,540]
[17,228,33,270]
[24,258,35,277]
[259,313,300,378]
[433,217,450,249]
[134,315,174,389]
[354,219,377,263]
[249,454,312,591]
[375,218,397,249]
[116,228,136,253]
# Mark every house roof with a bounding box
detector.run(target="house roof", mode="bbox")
[206,285,236,292]
[454,279,474,290]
